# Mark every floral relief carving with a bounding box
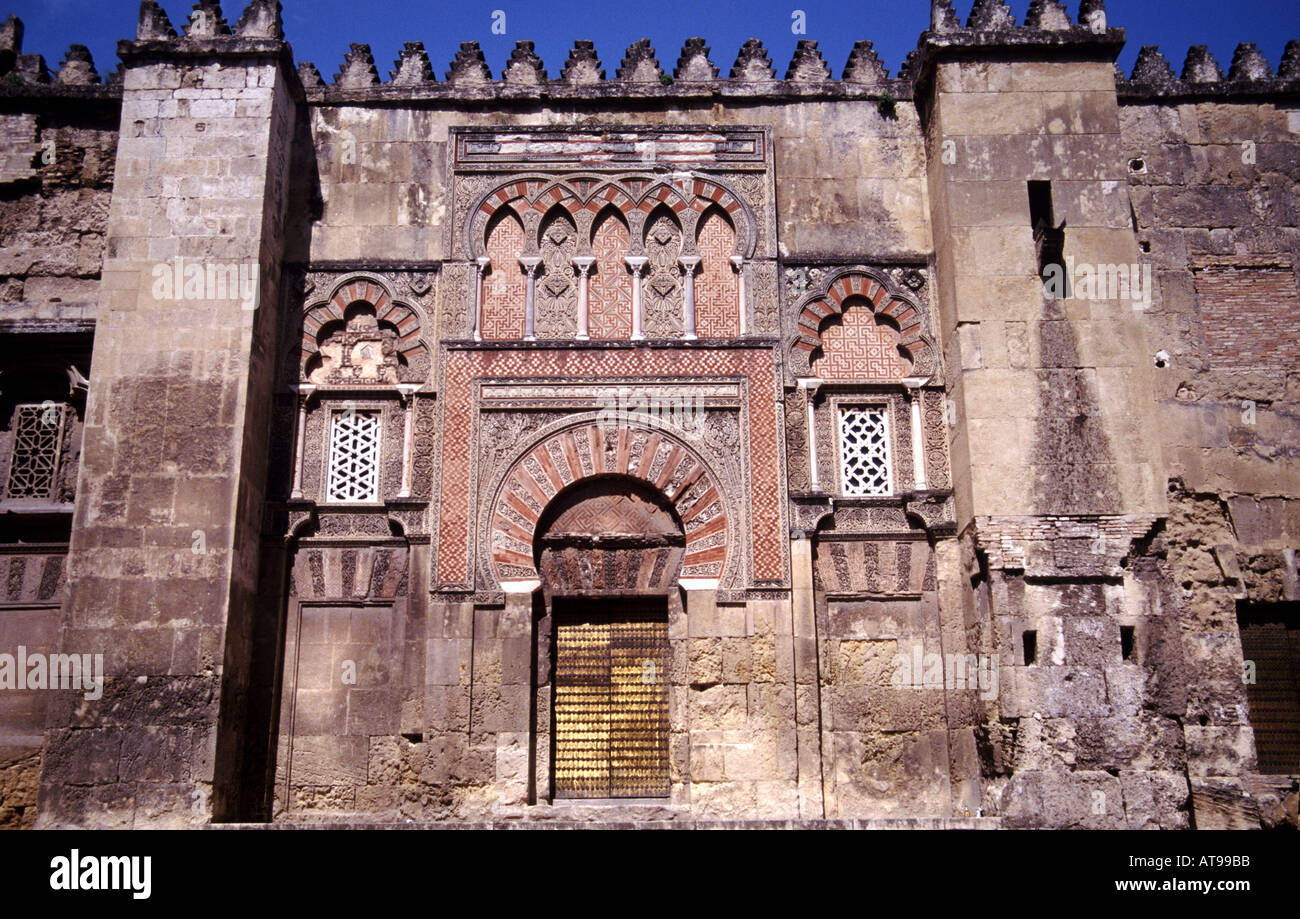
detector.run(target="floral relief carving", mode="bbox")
[642,211,683,337]
[536,210,579,338]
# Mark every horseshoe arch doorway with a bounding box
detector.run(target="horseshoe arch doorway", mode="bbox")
[534,476,683,799]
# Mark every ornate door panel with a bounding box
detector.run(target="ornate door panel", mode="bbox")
[553,600,670,798]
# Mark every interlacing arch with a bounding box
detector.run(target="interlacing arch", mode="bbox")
[790,268,938,379]
[469,173,757,259]
[300,275,429,382]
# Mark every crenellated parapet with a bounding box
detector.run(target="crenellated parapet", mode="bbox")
[784,39,831,83]
[2,2,1297,110]
[909,0,1127,98]
[54,45,99,86]
[132,0,280,42]
[446,40,492,86]
[503,40,547,86]
[729,39,774,83]
[561,40,604,86]
[843,40,889,86]
[673,37,718,82]
[615,38,663,83]
[906,2,1297,104]
[335,42,379,89]
[301,34,911,103]
[0,13,119,99]
[1120,39,1300,100]
[391,41,435,86]
[119,1,290,67]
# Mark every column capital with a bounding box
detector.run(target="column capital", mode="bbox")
[678,255,701,270]
[518,256,542,274]
[625,255,649,272]
[571,255,595,274]
[729,255,745,270]
[475,256,491,271]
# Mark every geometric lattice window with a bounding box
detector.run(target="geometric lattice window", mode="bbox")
[838,406,892,496]
[326,409,380,502]
[4,402,67,499]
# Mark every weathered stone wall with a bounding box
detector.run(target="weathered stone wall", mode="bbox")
[678,594,800,818]
[2,1,1296,829]
[0,107,117,324]
[35,11,299,825]
[921,21,1187,828]
[305,100,928,266]
[925,53,1165,524]
[0,20,119,326]
[1119,68,1300,825]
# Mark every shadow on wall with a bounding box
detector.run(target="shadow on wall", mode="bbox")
[1032,293,1120,515]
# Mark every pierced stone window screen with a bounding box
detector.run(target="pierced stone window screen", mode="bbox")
[4,403,67,500]
[838,406,892,497]
[326,410,381,503]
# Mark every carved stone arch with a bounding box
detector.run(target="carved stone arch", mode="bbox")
[482,205,528,340]
[634,180,693,220]
[641,200,683,245]
[561,174,610,204]
[687,175,757,258]
[301,274,429,383]
[467,174,554,258]
[592,177,653,252]
[528,179,584,222]
[535,476,685,594]
[789,267,938,378]
[486,420,731,590]
[467,173,758,260]
[482,200,525,253]
[812,296,912,381]
[581,179,639,224]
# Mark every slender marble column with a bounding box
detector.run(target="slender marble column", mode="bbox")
[472,256,490,341]
[572,256,595,340]
[679,255,700,339]
[519,256,541,340]
[799,377,823,491]
[903,377,931,491]
[396,384,419,498]
[626,256,648,340]
[289,383,315,500]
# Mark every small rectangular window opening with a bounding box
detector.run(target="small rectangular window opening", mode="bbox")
[1022,630,1038,666]
[1120,625,1136,661]
[1029,180,1067,297]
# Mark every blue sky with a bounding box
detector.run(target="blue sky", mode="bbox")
[6,1,1297,84]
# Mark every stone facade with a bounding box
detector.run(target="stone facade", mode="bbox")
[0,0,1296,828]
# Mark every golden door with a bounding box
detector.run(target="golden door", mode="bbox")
[553,607,670,798]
